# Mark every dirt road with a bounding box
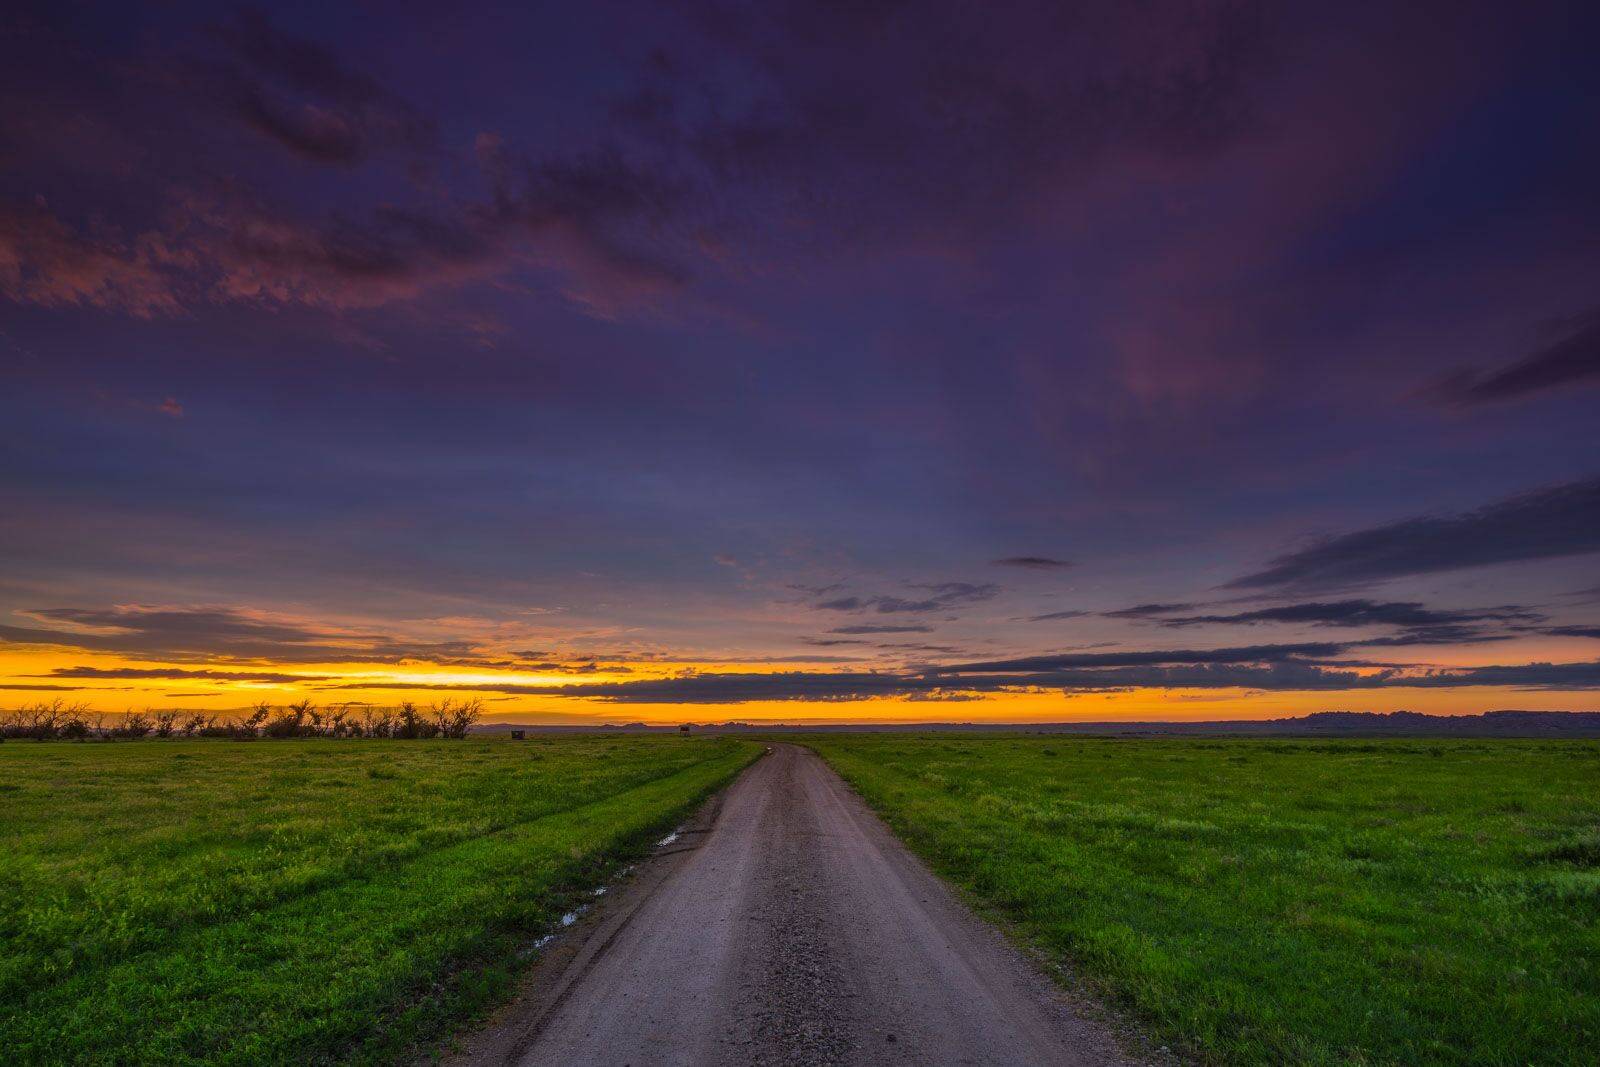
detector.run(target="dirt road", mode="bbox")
[462,744,1135,1066]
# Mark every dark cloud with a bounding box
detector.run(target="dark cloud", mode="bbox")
[1229,478,1600,589]
[1026,610,1091,622]
[1104,603,1200,619]
[511,661,631,674]
[1438,312,1600,405]
[1132,598,1541,646]
[718,655,868,664]
[993,557,1072,569]
[0,605,480,664]
[827,624,933,634]
[317,650,1377,704]
[0,190,505,315]
[1544,626,1600,639]
[990,662,1382,692]
[788,582,847,597]
[0,203,181,316]
[2,604,670,678]
[213,11,435,166]
[1,9,692,320]
[1352,628,1520,647]
[1132,599,1525,628]
[1402,660,1600,690]
[814,582,999,614]
[25,605,352,641]
[158,142,682,314]
[249,146,682,311]
[798,637,869,646]
[36,665,326,683]
[399,654,1600,703]
[677,0,1274,239]
[187,193,505,309]
[478,147,693,308]
[319,671,947,703]
[934,642,1350,674]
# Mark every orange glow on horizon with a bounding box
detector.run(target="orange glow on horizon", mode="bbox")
[3,643,1597,726]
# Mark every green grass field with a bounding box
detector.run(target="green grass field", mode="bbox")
[806,735,1600,1066]
[0,736,758,1066]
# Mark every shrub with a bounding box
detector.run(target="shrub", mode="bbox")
[324,704,352,738]
[431,698,484,740]
[0,700,93,740]
[239,703,270,739]
[263,700,318,739]
[59,707,93,741]
[395,702,437,740]
[110,711,153,739]
[3,700,490,741]
[361,706,395,739]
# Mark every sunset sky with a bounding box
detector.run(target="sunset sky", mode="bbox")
[3,1,1598,723]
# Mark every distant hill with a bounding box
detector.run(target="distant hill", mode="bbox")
[1228,709,1600,737]
[474,709,1600,738]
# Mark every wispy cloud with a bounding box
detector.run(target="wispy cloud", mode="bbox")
[1228,478,1600,589]
[936,643,1352,673]
[209,11,435,166]
[1438,311,1600,405]
[2,605,479,665]
[411,650,1600,703]
[993,556,1073,569]
[1115,598,1541,646]
[1544,625,1600,639]
[35,665,327,683]
[815,582,999,614]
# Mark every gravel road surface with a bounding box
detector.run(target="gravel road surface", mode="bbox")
[461,744,1135,1066]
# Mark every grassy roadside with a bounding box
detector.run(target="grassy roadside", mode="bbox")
[804,735,1600,1066]
[0,736,760,1065]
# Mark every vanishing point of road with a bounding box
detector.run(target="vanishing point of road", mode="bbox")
[462,744,1137,1066]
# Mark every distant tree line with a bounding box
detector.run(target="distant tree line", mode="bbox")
[0,698,483,741]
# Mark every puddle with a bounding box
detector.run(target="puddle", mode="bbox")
[519,933,557,960]
[517,906,585,959]
[514,841,653,961]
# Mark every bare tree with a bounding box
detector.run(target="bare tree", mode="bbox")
[114,710,153,739]
[239,702,271,739]
[438,698,483,739]
[326,704,351,738]
[363,706,396,738]
[396,701,426,739]
[59,703,93,740]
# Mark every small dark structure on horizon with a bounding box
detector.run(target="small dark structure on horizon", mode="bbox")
[510,729,526,740]
[680,724,691,736]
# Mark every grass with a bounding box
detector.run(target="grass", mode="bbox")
[804,735,1600,1066]
[0,735,759,1065]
